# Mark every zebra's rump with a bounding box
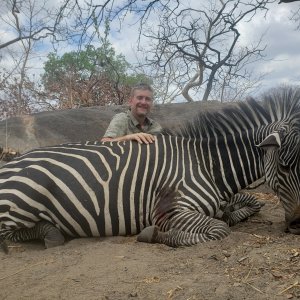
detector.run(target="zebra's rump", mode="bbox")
[0,138,185,238]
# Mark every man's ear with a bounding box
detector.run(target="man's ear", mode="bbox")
[256,132,281,151]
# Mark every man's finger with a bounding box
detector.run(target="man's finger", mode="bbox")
[128,133,156,144]
[137,134,149,144]
[142,133,155,144]
[133,134,143,144]
[142,133,155,143]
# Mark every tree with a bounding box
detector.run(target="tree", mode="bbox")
[289,3,300,29]
[279,0,300,3]
[1,0,294,113]
[209,64,267,102]
[0,0,58,117]
[0,0,69,50]
[0,1,153,118]
[42,33,149,108]
[139,0,270,102]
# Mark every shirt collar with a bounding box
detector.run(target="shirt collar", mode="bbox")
[127,110,153,127]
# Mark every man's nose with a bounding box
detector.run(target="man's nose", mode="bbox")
[140,98,148,103]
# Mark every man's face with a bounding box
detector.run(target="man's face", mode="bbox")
[129,89,153,118]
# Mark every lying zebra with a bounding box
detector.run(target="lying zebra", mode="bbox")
[0,87,300,252]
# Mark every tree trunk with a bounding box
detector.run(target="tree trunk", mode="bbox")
[202,69,217,102]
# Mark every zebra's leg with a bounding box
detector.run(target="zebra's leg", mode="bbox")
[137,211,230,247]
[0,221,65,250]
[0,236,8,254]
[220,193,264,226]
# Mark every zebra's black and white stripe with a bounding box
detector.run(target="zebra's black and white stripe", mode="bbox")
[0,87,300,250]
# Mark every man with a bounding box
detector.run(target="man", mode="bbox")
[101,83,162,144]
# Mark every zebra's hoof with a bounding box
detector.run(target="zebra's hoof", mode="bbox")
[44,228,65,248]
[137,226,159,243]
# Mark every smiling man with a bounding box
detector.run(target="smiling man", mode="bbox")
[101,83,162,144]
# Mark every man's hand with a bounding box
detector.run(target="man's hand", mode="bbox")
[101,133,156,144]
[126,133,156,144]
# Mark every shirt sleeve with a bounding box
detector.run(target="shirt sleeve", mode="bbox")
[102,113,128,138]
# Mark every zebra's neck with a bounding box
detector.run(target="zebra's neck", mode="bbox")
[196,128,264,200]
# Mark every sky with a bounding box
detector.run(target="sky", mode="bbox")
[237,2,300,93]
[107,1,300,99]
[0,0,300,101]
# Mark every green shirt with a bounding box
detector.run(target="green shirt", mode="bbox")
[103,110,162,138]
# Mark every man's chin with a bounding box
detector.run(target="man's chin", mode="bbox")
[136,110,148,117]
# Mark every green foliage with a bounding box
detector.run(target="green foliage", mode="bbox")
[42,44,129,88]
[42,25,150,107]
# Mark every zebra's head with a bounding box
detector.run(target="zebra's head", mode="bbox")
[257,121,300,234]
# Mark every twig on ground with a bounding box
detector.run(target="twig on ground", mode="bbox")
[245,282,264,294]
[241,261,264,294]
[244,264,254,281]
[0,259,55,281]
[278,281,300,295]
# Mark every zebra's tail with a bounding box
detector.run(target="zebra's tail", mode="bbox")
[0,236,8,254]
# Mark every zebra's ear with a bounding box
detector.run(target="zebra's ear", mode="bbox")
[256,132,281,151]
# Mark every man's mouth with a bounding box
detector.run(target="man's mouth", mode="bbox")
[137,106,148,111]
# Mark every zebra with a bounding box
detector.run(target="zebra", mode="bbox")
[0,87,299,252]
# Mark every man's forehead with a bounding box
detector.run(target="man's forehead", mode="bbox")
[133,89,153,96]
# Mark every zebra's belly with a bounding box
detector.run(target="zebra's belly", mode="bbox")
[0,207,148,238]
[0,163,154,238]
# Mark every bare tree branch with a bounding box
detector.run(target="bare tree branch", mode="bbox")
[142,0,273,102]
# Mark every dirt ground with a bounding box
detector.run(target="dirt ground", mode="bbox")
[1,184,300,300]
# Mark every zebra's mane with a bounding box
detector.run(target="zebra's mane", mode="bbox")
[172,87,300,139]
